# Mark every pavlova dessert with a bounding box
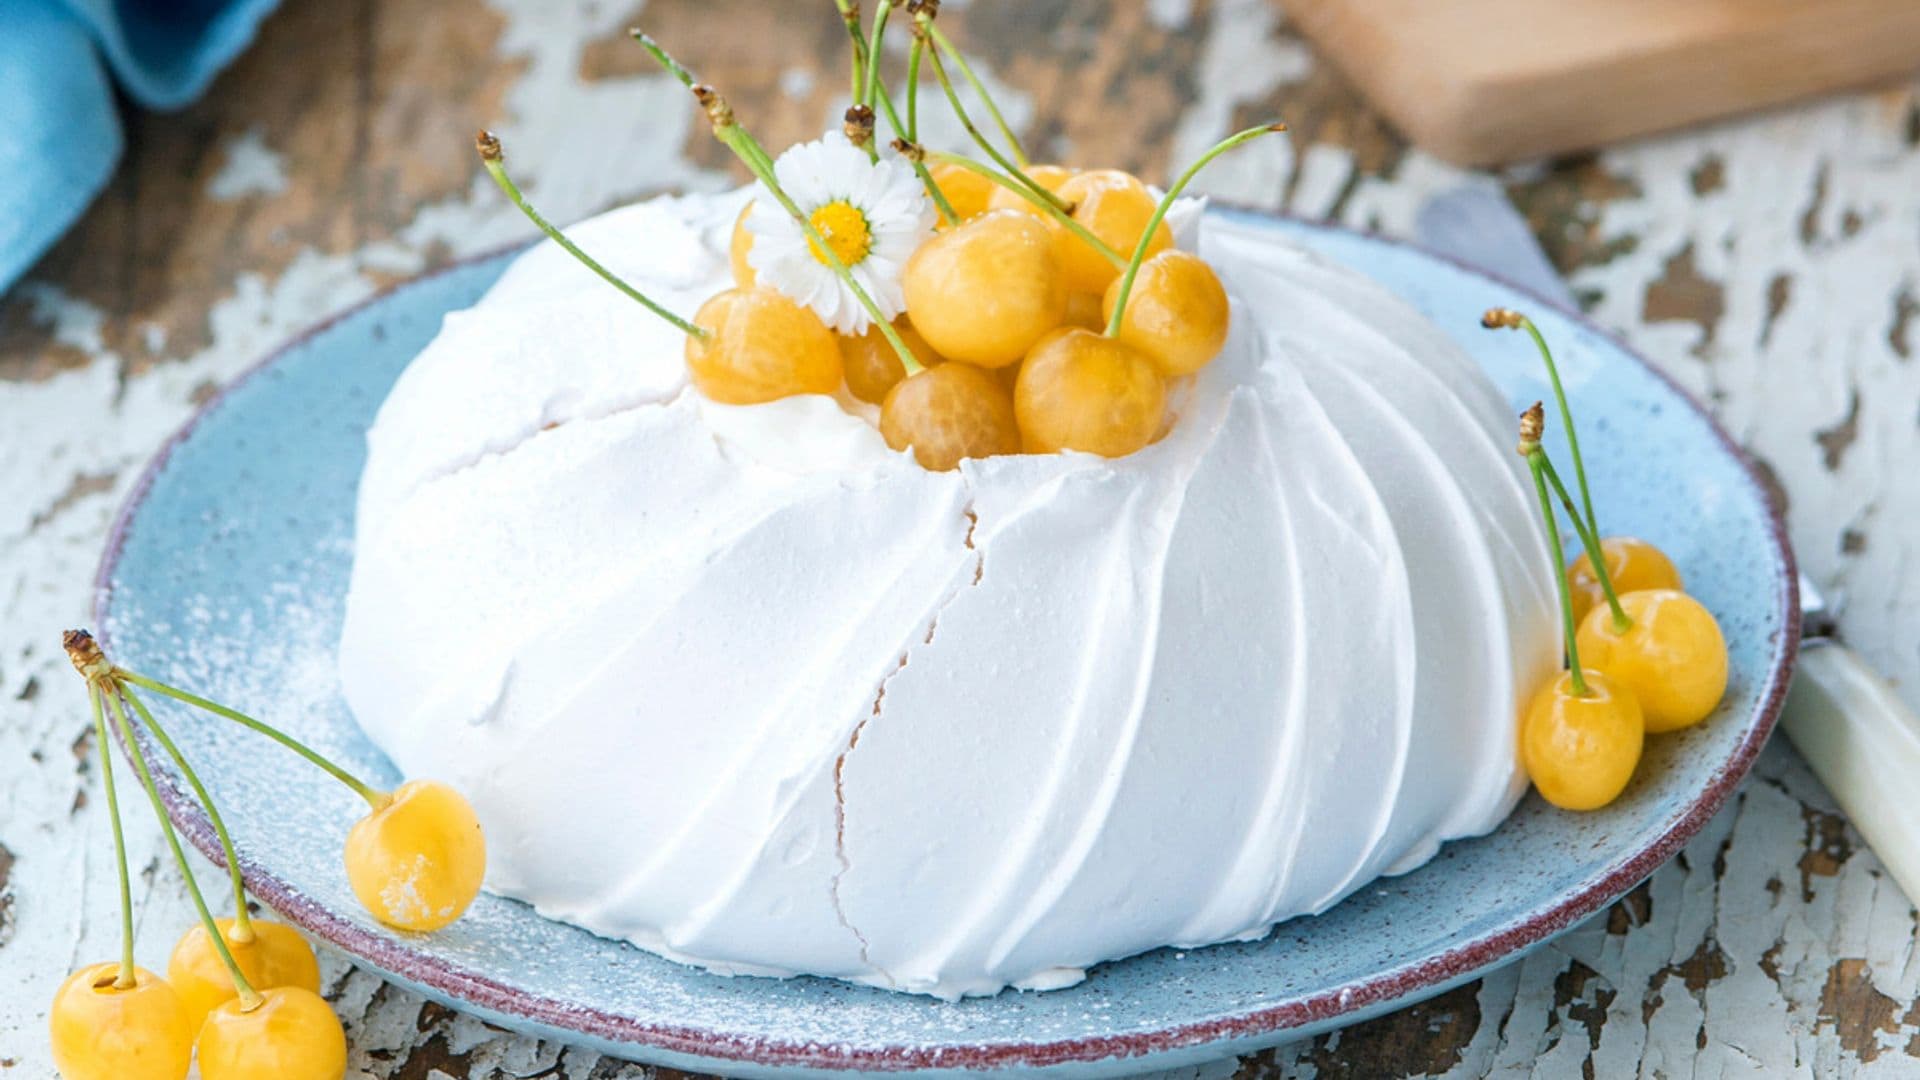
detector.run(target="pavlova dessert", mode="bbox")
[336,3,1728,1000]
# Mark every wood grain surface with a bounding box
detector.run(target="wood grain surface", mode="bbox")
[4,1,1920,1076]
[1280,0,1920,166]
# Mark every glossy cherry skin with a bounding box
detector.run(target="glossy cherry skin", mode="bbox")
[880,362,1022,471]
[196,987,347,1080]
[169,919,321,1032]
[1102,249,1230,376]
[344,780,487,933]
[903,210,1067,369]
[685,288,843,405]
[1568,536,1683,626]
[1576,589,1727,733]
[1014,328,1167,457]
[48,964,192,1080]
[1521,669,1645,811]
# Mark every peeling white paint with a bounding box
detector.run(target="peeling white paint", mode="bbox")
[208,128,290,200]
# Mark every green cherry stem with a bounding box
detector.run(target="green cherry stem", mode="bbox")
[89,684,138,988]
[1529,453,1589,695]
[112,668,388,810]
[1106,122,1286,337]
[1484,309,1598,539]
[905,34,925,140]
[868,82,959,224]
[834,0,867,103]
[1538,454,1633,632]
[105,689,264,1011]
[630,33,776,175]
[923,19,1030,167]
[119,682,255,945]
[923,39,1064,214]
[922,150,1123,265]
[1519,408,1590,696]
[476,131,709,340]
[860,0,894,114]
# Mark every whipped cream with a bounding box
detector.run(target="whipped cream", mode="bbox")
[338,190,1559,999]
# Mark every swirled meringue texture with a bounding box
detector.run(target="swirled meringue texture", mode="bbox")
[339,190,1559,1000]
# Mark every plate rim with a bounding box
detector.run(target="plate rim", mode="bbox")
[92,204,1801,1073]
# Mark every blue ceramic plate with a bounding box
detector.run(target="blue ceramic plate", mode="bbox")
[95,209,1797,1078]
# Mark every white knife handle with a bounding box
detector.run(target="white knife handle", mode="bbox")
[1780,643,1920,909]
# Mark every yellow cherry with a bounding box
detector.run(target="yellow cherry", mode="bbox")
[168,919,320,1033]
[1576,589,1728,733]
[685,287,842,405]
[929,161,996,221]
[49,964,192,1080]
[345,780,486,933]
[1063,291,1106,331]
[1521,669,1645,811]
[196,987,346,1080]
[841,319,943,405]
[1015,328,1167,457]
[880,362,1021,471]
[904,210,1067,368]
[1102,249,1230,376]
[1568,536,1683,626]
[1052,169,1173,295]
[728,201,756,288]
[984,163,1077,217]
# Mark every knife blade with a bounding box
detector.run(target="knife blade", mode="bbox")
[1412,182,1920,907]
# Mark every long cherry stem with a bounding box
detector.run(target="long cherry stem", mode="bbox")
[90,685,137,988]
[860,1,893,113]
[833,0,867,104]
[1528,452,1590,696]
[1539,454,1632,631]
[476,132,708,340]
[923,39,1065,214]
[924,20,1029,167]
[923,150,1122,264]
[120,683,255,944]
[106,689,263,1010]
[906,35,925,140]
[1105,122,1286,336]
[1488,311,1599,539]
[113,669,387,810]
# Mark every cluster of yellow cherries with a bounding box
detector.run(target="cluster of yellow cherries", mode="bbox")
[49,631,486,1080]
[1486,311,1731,812]
[477,0,1285,471]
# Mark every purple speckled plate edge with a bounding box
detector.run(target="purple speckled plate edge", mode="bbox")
[91,205,1800,1077]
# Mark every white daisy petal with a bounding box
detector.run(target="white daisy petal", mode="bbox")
[741,131,932,335]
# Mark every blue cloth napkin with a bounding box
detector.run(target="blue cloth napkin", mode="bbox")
[0,0,280,295]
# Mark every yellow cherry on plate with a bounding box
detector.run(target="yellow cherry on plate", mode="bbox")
[728,201,756,288]
[1102,249,1230,376]
[1015,328,1167,457]
[49,964,192,1080]
[685,287,842,405]
[904,210,1067,369]
[880,362,1021,471]
[1576,589,1728,733]
[196,987,347,1080]
[1521,669,1645,811]
[345,779,486,933]
[168,919,320,1033]
[842,319,943,405]
[1568,536,1682,626]
[1052,169,1173,295]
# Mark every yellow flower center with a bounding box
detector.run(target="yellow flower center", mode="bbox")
[807,200,872,267]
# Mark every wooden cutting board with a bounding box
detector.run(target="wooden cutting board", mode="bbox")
[1278,0,1920,166]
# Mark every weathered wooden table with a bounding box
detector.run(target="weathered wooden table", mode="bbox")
[3,1,1918,1075]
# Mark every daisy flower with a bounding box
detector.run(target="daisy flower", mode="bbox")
[746,133,933,335]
